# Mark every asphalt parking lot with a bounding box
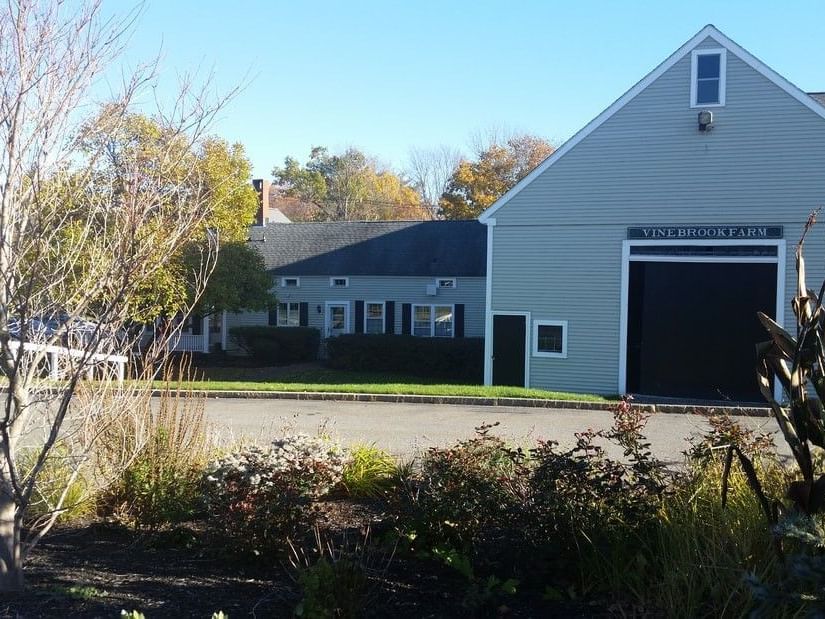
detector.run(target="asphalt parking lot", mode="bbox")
[203,397,785,463]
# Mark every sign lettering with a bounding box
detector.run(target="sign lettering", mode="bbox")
[626,225,783,240]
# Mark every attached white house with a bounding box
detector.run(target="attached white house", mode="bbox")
[224,220,487,348]
[480,25,825,401]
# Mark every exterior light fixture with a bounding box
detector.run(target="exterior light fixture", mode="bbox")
[698,110,713,132]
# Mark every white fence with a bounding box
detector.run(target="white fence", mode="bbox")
[168,333,208,353]
[8,340,128,383]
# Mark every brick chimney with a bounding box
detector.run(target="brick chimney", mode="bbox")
[252,179,271,226]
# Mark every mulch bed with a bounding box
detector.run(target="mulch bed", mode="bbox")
[1,500,611,619]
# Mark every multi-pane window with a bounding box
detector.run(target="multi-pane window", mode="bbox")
[691,49,726,107]
[365,302,385,334]
[436,278,456,289]
[533,320,567,358]
[330,277,349,288]
[281,277,300,287]
[277,302,300,327]
[413,305,431,337]
[412,304,454,338]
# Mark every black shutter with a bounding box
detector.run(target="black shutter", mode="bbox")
[454,304,465,338]
[401,303,412,335]
[191,314,202,335]
[354,300,364,333]
[299,302,309,327]
[385,301,395,334]
[268,308,277,326]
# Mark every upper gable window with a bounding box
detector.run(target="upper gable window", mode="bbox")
[691,49,726,107]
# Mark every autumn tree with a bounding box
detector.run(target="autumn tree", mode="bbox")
[79,111,262,321]
[272,147,427,221]
[0,0,239,590]
[439,134,554,220]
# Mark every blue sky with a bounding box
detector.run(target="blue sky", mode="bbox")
[104,0,825,178]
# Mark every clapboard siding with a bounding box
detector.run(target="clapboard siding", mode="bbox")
[488,32,825,395]
[494,38,825,228]
[225,276,486,351]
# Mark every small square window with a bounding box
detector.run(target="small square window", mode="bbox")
[330,277,349,288]
[533,320,567,358]
[281,277,300,288]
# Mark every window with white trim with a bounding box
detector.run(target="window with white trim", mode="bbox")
[436,278,456,289]
[277,302,301,327]
[533,320,567,358]
[280,277,300,288]
[412,304,454,338]
[365,302,385,334]
[691,49,726,107]
[330,277,349,288]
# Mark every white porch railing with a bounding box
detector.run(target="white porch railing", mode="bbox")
[168,332,209,353]
[8,340,128,383]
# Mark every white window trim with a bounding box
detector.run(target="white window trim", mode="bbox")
[436,277,457,289]
[532,320,568,359]
[280,276,300,288]
[329,276,349,288]
[364,301,385,334]
[412,303,455,338]
[277,301,301,327]
[690,48,726,108]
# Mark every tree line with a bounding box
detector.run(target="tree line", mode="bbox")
[271,131,555,222]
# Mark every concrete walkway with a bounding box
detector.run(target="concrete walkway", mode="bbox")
[203,397,786,463]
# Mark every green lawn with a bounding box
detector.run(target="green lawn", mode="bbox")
[171,366,613,403]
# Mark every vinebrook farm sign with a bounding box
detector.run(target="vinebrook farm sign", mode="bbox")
[627,225,784,240]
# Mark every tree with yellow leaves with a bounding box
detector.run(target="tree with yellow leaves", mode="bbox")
[273,147,427,221]
[439,134,554,220]
[77,110,261,321]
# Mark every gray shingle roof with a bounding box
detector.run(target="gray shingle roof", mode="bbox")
[809,92,825,106]
[251,220,486,277]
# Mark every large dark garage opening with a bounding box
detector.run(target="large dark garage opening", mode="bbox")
[626,260,777,402]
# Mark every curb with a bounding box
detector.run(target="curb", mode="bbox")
[166,389,774,417]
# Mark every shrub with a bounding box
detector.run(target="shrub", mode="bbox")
[325,334,483,382]
[296,557,367,618]
[341,444,398,499]
[637,454,786,617]
[526,397,670,586]
[229,326,320,365]
[19,441,93,526]
[97,378,211,529]
[204,435,344,555]
[289,527,395,619]
[402,424,529,559]
[597,414,788,616]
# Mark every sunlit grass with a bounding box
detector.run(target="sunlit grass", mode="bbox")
[164,366,613,402]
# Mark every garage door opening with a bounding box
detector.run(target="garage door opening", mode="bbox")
[623,245,780,402]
